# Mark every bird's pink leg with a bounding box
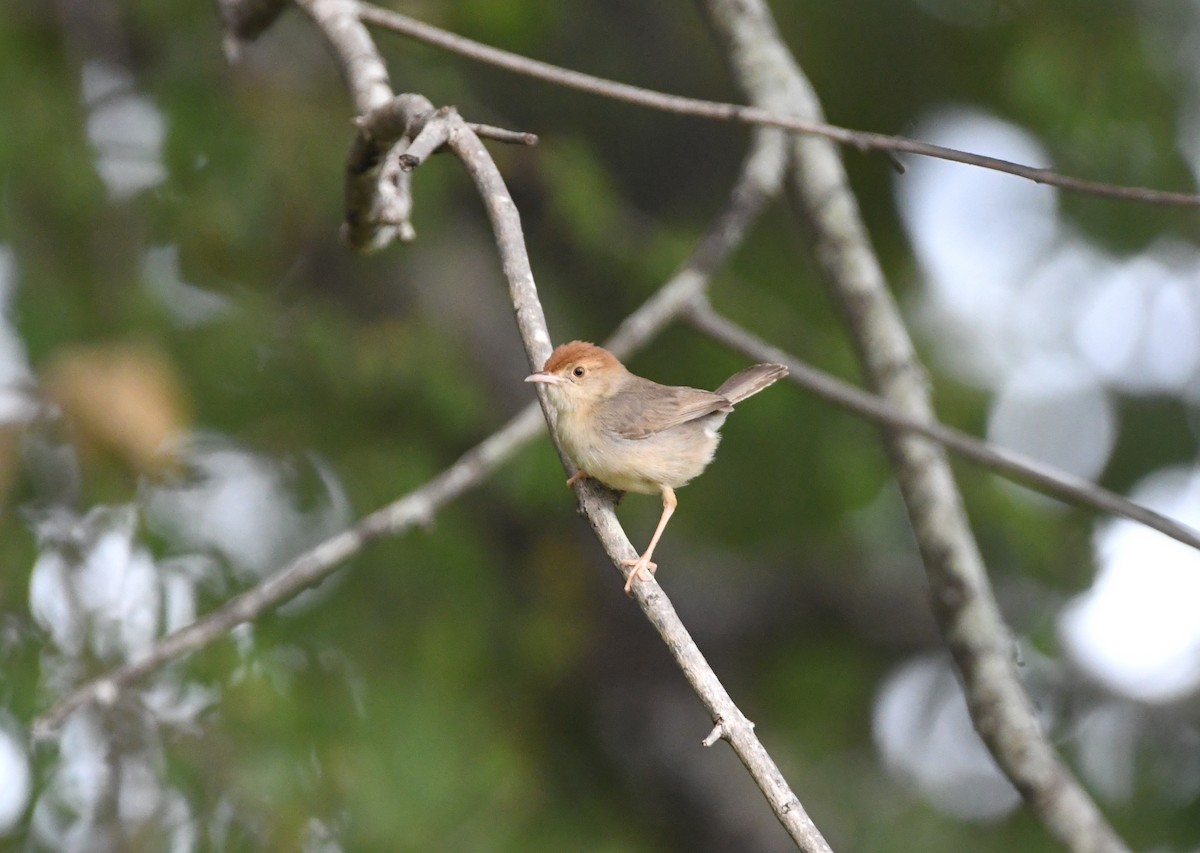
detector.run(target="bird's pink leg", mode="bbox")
[566,470,589,488]
[622,486,676,594]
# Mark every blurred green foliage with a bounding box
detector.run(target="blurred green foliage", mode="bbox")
[1,0,1198,850]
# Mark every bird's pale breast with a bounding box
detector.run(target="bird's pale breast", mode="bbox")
[558,407,722,494]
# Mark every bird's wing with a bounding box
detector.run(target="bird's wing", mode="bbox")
[604,379,732,440]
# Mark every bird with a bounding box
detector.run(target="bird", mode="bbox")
[525,340,787,593]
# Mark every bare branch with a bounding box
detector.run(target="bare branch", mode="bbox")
[607,128,789,353]
[32,129,781,737]
[341,93,432,249]
[699,0,1130,851]
[296,0,391,114]
[33,95,829,848]
[357,2,1199,208]
[338,98,539,250]
[39,285,1197,744]
[687,302,1200,554]
[449,115,828,849]
[571,483,832,853]
[30,405,544,738]
[40,1,1166,849]
[465,122,539,146]
[292,0,413,252]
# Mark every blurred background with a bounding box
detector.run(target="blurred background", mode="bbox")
[2,0,1200,850]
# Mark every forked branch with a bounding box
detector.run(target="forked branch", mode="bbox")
[357,2,1199,208]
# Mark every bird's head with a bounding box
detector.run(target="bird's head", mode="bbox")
[525,341,628,412]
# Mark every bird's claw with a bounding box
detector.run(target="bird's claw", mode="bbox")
[620,556,658,594]
[566,470,589,488]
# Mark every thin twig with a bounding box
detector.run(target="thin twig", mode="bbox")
[357,2,1200,208]
[687,302,1200,553]
[466,122,538,146]
[699,0,1130,850]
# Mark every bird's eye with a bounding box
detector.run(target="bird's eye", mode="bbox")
[573,366,586,377]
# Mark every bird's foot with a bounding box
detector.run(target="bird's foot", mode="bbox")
[566,470,589,488]
[620,555,658,594]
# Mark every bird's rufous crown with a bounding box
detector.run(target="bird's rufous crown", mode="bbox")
[542,341,621,373]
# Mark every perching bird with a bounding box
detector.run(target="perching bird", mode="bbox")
[526,341,787,592]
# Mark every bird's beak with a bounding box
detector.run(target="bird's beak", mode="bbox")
[525,371,563,385]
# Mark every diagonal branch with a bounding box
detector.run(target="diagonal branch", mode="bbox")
[357,2,1199,208]
[30,127,780,735]
[32,404,541,738]
[47,4,1174,849]
[42,190,1198,747]
[421,116,831,851]
[298,0,391,113]
[33,60,832,844]
[686,302,1200,554]
[698,0,1130,851]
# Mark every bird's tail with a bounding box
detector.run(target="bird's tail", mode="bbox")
[716,363,788,404]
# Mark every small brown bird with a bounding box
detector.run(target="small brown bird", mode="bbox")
[526,341,787,592]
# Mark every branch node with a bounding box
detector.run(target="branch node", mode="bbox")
[702,721,726,747]
[342,95,436,252]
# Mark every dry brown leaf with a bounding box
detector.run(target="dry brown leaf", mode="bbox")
[43,342,191,475]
